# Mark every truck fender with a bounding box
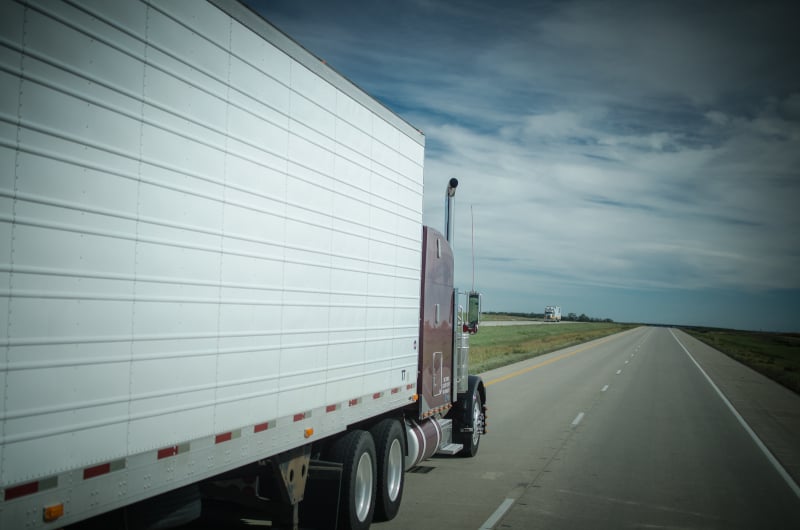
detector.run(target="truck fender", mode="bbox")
[457,375,486,434]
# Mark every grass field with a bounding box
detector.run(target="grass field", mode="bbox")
[681,327,800,395]
[467,319,800,396]
[480,313,539,322]
[470,321,635,373]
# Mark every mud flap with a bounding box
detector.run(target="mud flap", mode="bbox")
[298,460,343,529]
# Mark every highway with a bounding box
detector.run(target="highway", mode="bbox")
[182,326,800,529]
[376,326,800,529]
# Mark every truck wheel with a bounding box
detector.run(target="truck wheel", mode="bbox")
[124,484,201,530]
[461,389,483,458]
[328,430,377,530]
[370,418,405,521]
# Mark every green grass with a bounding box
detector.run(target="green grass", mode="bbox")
[467,318,800,395]
[480,313,539,322]
[681,327,800,395]
[470,321,635,373]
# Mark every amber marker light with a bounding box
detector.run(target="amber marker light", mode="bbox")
[304,428,314,438]
[43,503,64,522]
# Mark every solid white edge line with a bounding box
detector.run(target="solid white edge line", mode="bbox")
[669,328,800,499]
[479,498,515,529]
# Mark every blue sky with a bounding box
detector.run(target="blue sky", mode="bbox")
[244,0,800,332]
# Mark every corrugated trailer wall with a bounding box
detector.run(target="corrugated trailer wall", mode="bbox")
[0,0,424,514]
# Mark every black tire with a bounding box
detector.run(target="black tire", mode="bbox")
[126,484,201,530]
[327,430,377,530]
[370,418,405,521]
[460,389,483,458]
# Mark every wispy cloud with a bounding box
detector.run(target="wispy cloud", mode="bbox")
[249,0,800,330]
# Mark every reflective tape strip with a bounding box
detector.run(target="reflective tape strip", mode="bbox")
[158,443,189,459]
[83,459,124,480]
[4,481,39,501]
[293,411,312,422]
[4,476,57,501]
[83,463,110,480]
[215,430,241,444]
[158,446,179,459]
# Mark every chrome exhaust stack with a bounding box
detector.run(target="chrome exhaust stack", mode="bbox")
[444,177,458,244]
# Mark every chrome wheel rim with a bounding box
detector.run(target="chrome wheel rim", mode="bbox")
[355,451,373,521]
[472,400,482,446]
[386,438,403,501]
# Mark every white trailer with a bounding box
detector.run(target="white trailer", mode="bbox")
[0,1,485,529]
[544,306,561,322]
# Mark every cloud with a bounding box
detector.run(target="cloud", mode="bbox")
[249,0,800,329]
[421,97,800,297]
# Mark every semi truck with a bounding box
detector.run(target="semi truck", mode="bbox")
[544,306,561,322]
[0,1,486,529]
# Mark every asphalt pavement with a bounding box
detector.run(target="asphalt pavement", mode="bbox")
[377,326,800,530]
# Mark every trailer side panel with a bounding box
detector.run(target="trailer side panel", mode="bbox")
[0,0,424,526]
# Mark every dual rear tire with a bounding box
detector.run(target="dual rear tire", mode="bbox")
[327,419,405,530]
[370,419,405,521]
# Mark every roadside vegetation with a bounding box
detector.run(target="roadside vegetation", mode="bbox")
[470,317,800,395]
[481,312,538,322]
[681,327,800,395]
[482,311,615,322]
[471,320,635,373]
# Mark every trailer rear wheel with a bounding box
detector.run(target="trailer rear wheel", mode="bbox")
[328,430,377,530]
[370,418,405,521]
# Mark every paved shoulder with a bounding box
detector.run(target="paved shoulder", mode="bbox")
[671,328,800,488]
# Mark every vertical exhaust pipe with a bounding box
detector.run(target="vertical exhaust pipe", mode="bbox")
[445,178,458,243]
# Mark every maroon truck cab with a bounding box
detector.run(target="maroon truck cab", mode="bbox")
[418,226,455,419]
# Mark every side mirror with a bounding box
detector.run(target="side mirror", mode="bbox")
[465,291,481,334]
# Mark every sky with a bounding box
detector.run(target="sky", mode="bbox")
[243,0,800,332]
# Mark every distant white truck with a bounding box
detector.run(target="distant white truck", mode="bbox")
[544,306,562,322]
[0,1,486,529]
